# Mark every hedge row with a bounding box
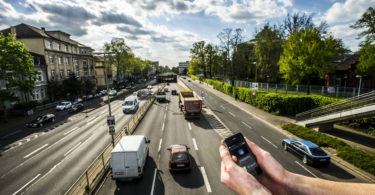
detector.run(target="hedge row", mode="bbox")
[203,78,339,116]
[281,123,375,176]
[340,116,375,136]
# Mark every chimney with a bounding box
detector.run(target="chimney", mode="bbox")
[41,27,45,31]
[10,26,16,35]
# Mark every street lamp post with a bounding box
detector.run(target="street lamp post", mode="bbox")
[94,51,115,146]
[344,74,347,97]
[356,75,362,97]
[266,75,270,92]
[253,61,257,82]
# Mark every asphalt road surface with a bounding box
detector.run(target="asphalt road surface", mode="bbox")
[0,84,160,195]
[97,79,366,195]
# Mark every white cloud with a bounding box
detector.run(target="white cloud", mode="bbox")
[324,0,375,24]
[329,24,363,51]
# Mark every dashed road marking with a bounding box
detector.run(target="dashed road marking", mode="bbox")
[200,167,212,193]
[228,112,235,117]
[64,142,82,157]
[261,136,278,148]
[24,144,49,159]
[188,122,192,130]
[158,139,162,152]
[12,173,41,195]
[220,105,225,109]
[192,138,198,150]
[150,168,158,195]
[241,121,252,129]
[63,127,79,136]
[295,161,318,178]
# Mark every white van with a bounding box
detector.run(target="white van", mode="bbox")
[122,95,139,114]
[110,135,150,180]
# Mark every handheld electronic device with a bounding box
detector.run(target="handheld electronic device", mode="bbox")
[224,133,262,176]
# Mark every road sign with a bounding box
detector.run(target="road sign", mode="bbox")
[252,83,259,91]
[108,125,115,135]
[201,90,205,98]
[107,116,115,126]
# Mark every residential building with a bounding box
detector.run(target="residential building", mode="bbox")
[1,23,95,83]
[94,56,113,90]
[178,61,189,75]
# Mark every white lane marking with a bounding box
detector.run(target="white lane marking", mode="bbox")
[200,167,212,193]
[150,168,158,195]
[295,161,318,178]
[165,106,168,111]
[162,123,165,131]
[228,112,235,117]
[1,129,22,139]
[12,173,41,195]
[192,138,198,150]
[220,105,225,109]
[63,127,79,136]
[188,122,192,130]
[26,138,31,142]
[101,110,107,114]
[241,121,252,129]
[87,118,99,125]
[34,135,38,139]
[64,142,82,157]
[158,139,162,152]
[261,136,278,148]
[24,144,49,159]
[164,113,166,120]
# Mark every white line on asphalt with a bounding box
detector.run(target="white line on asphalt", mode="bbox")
[228,112,235,117]
[150,168,157,195]
[200,167,212,193]
[192,138,198,150]
[26,138,31,142]
[220,105,225,109]
[12,173,41,195]
[295,161,318,178]
[1,129,23,139]
[24,144,49,159]
[162,123,165,131]
[241,121,252,129]
[101,110,107,114]
[64,142,82,157]
[261,136,278,148]
[34,135,38,138]
[164,113,166,120]
[158,139,162,152]
[63,127,79,136]
[87,118,98,125]
[188,122,192,130]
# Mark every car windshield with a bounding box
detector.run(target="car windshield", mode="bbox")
[310,148,327,156]
[36,116,43,121]
[172,153,188,162]
[124,101,133,106]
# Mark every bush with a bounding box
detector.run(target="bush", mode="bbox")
[281,123,375,176]
[190,75,198,80]
[340,116,375,136]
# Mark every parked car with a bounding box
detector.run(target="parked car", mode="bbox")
[171,90,177,95]
[56,101,72,111]
[188,80,191,82]
[110,135,150,180]
[167,144,191,172]
[86,94,94,100]
[73,98,83,104]
[147,85,152,89]
[282,139,330,167]
[164,88,169,92]
[94,93,101,98]
[109,90,117,96]
[26,114,55,127]
[126,84,133,89]
[68,103,84,113]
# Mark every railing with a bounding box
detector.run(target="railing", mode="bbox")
[234,80,373,99]
[296,90,375,121]
[65,84,164,195]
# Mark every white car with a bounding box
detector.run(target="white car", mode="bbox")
[56,101,72,111]
[147,85,152,89]
[109,90,117,96]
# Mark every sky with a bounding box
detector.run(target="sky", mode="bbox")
[0,0,374,67]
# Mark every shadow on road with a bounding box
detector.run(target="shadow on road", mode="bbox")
[170,154,204,189]
[314,162,356,180]
[326,128,375,153]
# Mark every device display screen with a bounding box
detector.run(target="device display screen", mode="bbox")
[224,133,261,176]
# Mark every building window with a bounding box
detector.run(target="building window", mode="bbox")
[31,90,40,101]
[65,44,68,52]
[84,71,88,77]
[67,70,71,77]
[41,88,45,98]
[47,41,52,49]
[74,58,78,66]
[58,56,62,64]
[49,55,54,64]
[37,71,42,82]
[51,70,55,79]
[76,70,80,77]
[83,60,87,68]
[57,43,61,51]
[81,48,86,54]
[65,57,70,65]
[74,47,77,54]
[60,70,64,79]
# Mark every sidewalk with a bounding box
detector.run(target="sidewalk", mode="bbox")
[188,78,375,183]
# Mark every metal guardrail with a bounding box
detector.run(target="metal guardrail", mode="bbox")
[65,84,165,195]
[296,90,375,121]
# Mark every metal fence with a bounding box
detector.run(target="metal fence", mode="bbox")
[234,80,373,99]
[296,90,375,121]
[65,84,164,195]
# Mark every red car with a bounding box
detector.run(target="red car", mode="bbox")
[167,144,191,172]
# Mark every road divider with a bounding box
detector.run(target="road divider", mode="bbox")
[64,142,82,157]
[24,144,49,159]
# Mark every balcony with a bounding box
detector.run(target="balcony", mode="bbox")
[83,65,88,69]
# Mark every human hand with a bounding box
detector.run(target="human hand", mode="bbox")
[220,138,291,194]
[219,140,270,195]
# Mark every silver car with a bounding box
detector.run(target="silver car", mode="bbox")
[56,101,72,111]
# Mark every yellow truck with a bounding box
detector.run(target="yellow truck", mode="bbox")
[178,89,202,118]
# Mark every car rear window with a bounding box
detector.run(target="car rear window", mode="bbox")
[157,92,166,95]
[172,153,188,162]
[310,148,327,156]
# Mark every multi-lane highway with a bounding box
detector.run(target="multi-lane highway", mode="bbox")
[0,84,160,195]
[97,78,367,195]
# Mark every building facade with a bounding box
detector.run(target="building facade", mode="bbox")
[94,56,113,90]
[178,61,189,75]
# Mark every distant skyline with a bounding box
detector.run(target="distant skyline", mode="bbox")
[0,0,374,67]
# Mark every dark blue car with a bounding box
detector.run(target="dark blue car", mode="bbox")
[282,138,330,167]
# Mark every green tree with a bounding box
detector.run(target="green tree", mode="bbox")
[190,41,206,77]
[279,28,345,88]
[350,7,375,42]
[62,74,82,99]
[254,24,283,82]
[171,67,178,74]
[0,34,37,118]
[232,42,256,81]
[82,79,96,94]
[104,38,131,83]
